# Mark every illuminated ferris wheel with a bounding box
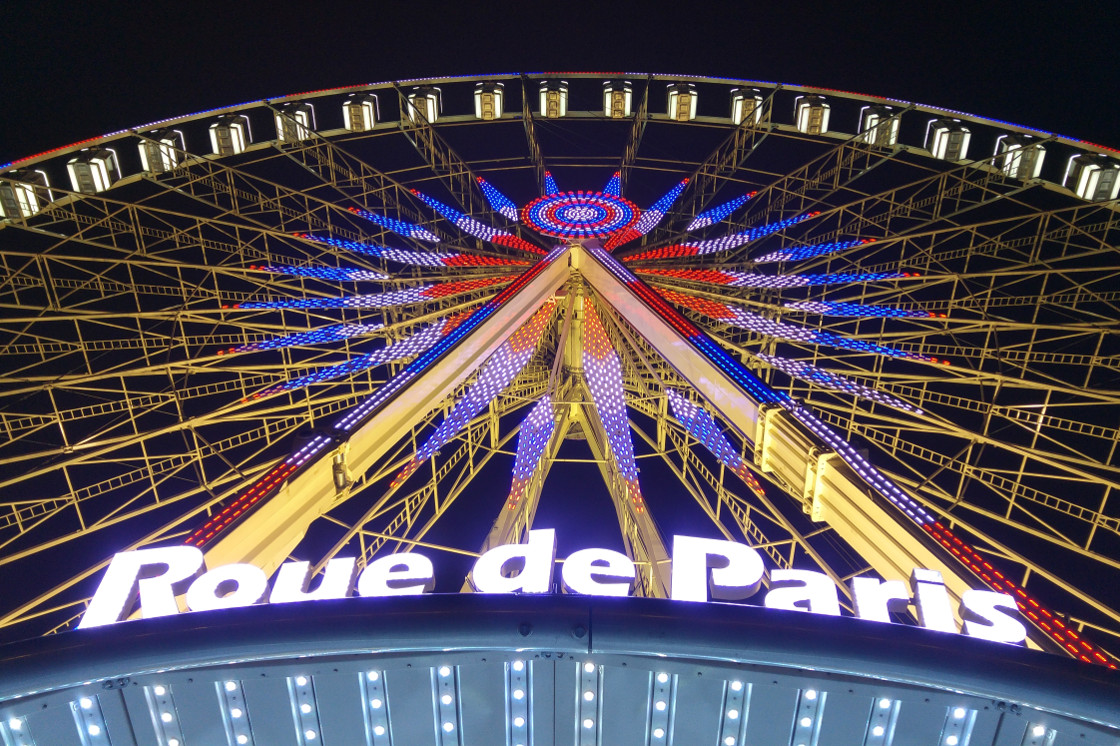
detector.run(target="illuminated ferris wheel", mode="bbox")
[1,70,1119,681]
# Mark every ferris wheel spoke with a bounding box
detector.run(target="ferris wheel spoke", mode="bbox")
[617,76,652,189]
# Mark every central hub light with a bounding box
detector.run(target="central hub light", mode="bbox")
[522,191,640,239]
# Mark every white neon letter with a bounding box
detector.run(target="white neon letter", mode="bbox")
[851,577,911,623]
[185,564,268,612]
[911,568,957,633]
[960,590,1027,644]
[78,546,204,629]
[670,535,764,602]
[764,570,840,615]
[269,558,359,604]
[561,548,635,597]
[357,554,436,596]
[471,528,556,594]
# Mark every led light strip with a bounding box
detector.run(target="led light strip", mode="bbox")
[753,237,872,264]
[507,397,557,510]
[654,287,944,364]
[287,675,323,745]
[410,189,544,254]
[685,191,757,232]
[297,233,532,267]
[543,170,559,195]
[393,298,557,487]
[232,275,514,310]
[506,660,532,746]
[623,211,818,261]
[639,268,913,288]
[349,206,441,242]
[477,176,520,221]
[602,178,690,250]
[221,321,385,355]
[217,679,254,745]
[433,665,463,746]
[648,672,677,744]
[71,694,110,746]
[864,697,900,746]
[0,714,32,745]
[251,263,389,282]
[144,685,185,746]
[602,171,622,196]
[576,662,602,746]
[360,671,391,744]
[785,300,941,319]
[791,688,826,746]
[754,352,923,415]
[937,705,976,746]
[665,389,766,498]
[583,302,646,511]
[717,679,749,746]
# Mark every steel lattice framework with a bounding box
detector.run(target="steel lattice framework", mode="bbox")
[1,71,1120,745]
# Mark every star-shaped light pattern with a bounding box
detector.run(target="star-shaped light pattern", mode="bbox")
[582,302,645,512]
[182,168,1116,669]
[665,389,766,499]
[506,397,557,510]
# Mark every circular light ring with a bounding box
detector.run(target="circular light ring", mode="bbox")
[522,191,640,238]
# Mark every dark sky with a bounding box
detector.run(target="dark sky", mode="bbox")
[1,2,1117,163]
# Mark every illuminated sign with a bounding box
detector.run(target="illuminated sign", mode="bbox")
[78,530,1026,645]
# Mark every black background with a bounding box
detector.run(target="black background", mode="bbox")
[1,1,1116,163]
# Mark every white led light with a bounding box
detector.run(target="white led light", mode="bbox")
[804,689,817,700]
[946,737,958,746]
[657,673,669,684]
[237,737,249,745]
[300,703,312,715]
[168,740,179,746]
[161,711,173,723]
[295,676,308,687]
[584,691,595,702]
[653,728,665,739]
[730,681,743,692]
[88,724,101,737]
[873,725,885,736]
[728,709,739,719]
[367,671,380,682]
[225,681,238,692]
[439,666,451,677]
[371,698,383,709]
[1032,725,1047,737]
[724,737,736,746]
[305,729,316,740]
[801,717,812,727]
[655,700,666,711]
[583,718,594,729]
[230,707,242,719]
[7,718,21,731]
[879,698,892,709]
[513,660,525,672]
[514,689,525,700]
[584,662,595,673]
[953,707,966,719]
[80,697,94,709]
[443,722,454,732]
[514,716,525,727]
[441,694,452,705]
[374,725,386,736]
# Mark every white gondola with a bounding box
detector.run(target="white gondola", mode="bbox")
[209,115,251,156]
[343,94,380,132]
[667,83,697,122]
[794,95,830,135]
[995,134,1046,180]
[539,80,568,119]
[925,118,971,161]
[138,129,185,173]
[474,82,504,120]
[406,87,441,124]
[859,105,899,147]
[603,80,632,119]
[1063,153,1120,201]
[67,148,120,193]
[730,88,763,126]
[0,169,50,219]
[275,103,316,142]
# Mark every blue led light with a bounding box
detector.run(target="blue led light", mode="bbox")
[602,171,622,196]
[785,300,936,318]
[686,191,756,232]
[255,263,388,282]
[754,238,870,264]
[543,171,559,195]
[476,176,520,221]
[349,207,441,242]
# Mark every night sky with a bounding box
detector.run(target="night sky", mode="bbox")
[1,2,1117,164]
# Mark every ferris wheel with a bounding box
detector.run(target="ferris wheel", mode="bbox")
[1,72,1118,673]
